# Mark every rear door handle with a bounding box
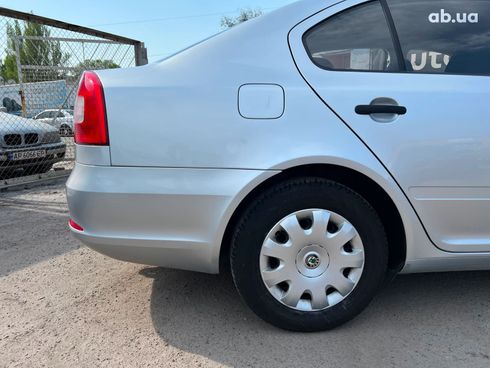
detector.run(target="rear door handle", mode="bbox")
[355,105,407,115]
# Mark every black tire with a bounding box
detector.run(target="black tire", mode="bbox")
[60,125,72,136]
[230,177,388,332]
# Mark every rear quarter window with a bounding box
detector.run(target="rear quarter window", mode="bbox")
[303,1,400,72]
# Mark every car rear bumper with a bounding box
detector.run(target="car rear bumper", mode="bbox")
[66,163,275,274]
[0,142,66,170]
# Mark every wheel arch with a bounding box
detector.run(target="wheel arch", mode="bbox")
[220,163,407,275]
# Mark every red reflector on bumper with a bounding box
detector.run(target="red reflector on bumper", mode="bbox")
[69,219,84,231]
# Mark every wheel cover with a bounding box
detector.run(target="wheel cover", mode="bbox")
[259,208,365,311]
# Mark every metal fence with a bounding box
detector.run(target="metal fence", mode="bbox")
[0,7,147,189]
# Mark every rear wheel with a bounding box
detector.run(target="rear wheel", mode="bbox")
[230,177,388,331]
[60,125,72,136]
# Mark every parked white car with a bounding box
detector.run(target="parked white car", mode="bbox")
[67,0,490,331]
[33,109,74,136]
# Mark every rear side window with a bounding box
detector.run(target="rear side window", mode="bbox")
[387,0,490,75]
[303,1,400,72]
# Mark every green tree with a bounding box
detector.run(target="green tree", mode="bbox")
[68,59,119,82]
[221,8,263,29]
[76,59,120,70]
[1,20,70,83]
[2,55,18,82]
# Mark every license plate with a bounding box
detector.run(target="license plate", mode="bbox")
[8,150,47,161]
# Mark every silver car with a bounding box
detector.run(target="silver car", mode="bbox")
[67,0,490,331]
[0,112,66,177]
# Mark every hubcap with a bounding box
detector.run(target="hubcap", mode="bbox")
[259,209,365,311]
[296,245,329,278]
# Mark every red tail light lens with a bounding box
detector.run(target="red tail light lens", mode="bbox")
[69,219,84,232]
[74,71,109,145]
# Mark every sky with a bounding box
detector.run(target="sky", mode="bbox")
[2,0,297,62]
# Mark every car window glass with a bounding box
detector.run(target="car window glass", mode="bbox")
[48,111,61,119]
[303,1,399,72]
[388,0,490,75]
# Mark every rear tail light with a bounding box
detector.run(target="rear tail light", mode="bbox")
[74,71,109,145]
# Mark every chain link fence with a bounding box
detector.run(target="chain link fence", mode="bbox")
[0,7,147,189]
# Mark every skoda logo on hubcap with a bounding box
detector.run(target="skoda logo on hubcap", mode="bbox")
[305,254,321,269]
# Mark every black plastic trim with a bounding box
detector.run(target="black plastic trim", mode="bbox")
[380,0,406,72]
[355,104,407,115]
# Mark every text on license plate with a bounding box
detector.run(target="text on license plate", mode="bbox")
[9,150,47,161]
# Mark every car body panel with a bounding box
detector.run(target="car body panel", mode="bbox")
[67,147,490,274]
[98,0,344,169]
[67,163,277,273]
[288,0,490,253]
[75,145,111,166]
[67,0,490,275]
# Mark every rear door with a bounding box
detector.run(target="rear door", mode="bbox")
[290,0,490,252]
